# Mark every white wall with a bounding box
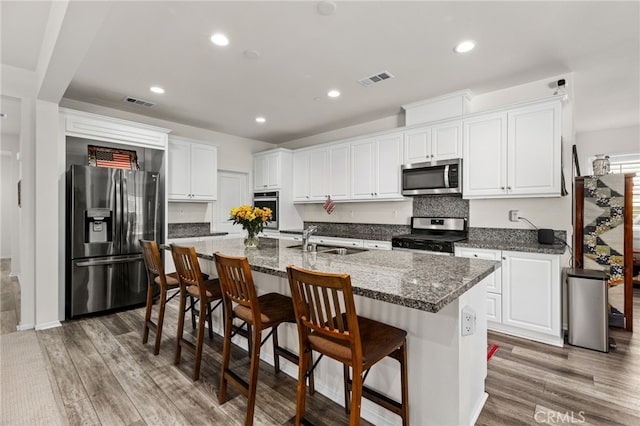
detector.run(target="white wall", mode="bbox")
[1,152,14,258]
[575,125,640,174]
[167,202,213,225]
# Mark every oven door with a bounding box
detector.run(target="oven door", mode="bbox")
[253,196,278,229]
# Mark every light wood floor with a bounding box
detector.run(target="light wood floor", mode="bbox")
[0,258,20,335]
[2,259,640,425]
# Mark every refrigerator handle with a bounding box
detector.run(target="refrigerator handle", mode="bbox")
[114,169,122,253]
[76,256,143,267]
[121,170,130,252]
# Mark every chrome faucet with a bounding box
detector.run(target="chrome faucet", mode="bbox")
[302,225,318,252]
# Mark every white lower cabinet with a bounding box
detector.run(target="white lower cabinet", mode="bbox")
[455,247,562,346]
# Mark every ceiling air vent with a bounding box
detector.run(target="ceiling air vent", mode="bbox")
[358,71,394,87]
[123,96,156,108]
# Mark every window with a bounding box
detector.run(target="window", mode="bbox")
[608,153,640,221]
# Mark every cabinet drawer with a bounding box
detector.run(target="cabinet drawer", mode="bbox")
[487,293,502,324]
[364,240,392,250]
[313,236,364,248]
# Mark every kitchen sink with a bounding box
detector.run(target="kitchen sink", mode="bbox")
[287,244,368,255]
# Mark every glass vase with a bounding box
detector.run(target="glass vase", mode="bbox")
[592,155,610,176]
[244,232,259,248]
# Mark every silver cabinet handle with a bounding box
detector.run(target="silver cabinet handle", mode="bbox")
[507,186,512,190]
[501,187,505,190]
[474,254,478,257]
[502,257,506,260]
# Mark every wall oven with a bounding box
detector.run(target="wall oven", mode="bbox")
[253,191,279,229]
[401,158,462,196]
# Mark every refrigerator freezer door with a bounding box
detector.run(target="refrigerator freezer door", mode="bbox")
[69,165,120,259]
[68,254,146,318]
[121,170,160,254]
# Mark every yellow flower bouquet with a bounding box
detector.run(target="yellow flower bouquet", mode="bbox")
[229,205,272,247]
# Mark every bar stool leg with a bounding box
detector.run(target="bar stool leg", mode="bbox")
[193,296,208,381]
[190,296,197,329]
[142,280,154,344]
[245,326,262,426]
[349,365,364,426]
[154,287,167,355]
[343,364,350,415]
[207,304,214,339]
[219,301,233,404]
[295,348,311,424]
[174,291,187,365]
[272,326,280,374]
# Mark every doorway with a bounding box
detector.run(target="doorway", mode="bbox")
[216,170,250,235]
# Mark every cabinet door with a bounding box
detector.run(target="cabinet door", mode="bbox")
[454,247,502,293]
[375,133,403,198]
[350,138,376,199]
[432,120,462,161]
[507,101,561,196]
[292,151,310,202]
[168,140,191,200]
[463,112,507,198]
[190,144,217,200]
[254,156,267,190]
[502,251,560,336]
[403,126,431,164]
[309,148,329,200]
[487,293,502,324]
[329,143,350,200]
[266,153,281,189]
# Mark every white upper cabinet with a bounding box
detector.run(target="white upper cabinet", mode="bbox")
[328,143,350,200]
[168,138,217,201]
[293,143,350,202]
[431,120,462,160]
[309,148,329,200]
[351,132,403,200]
[403,120,462,164]
[292,151,310,201]
[507,102,562,196]
[463,112,508,198]
[463,100,561,199]
[254,152,282,190]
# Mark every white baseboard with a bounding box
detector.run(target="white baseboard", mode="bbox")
[17,323,35,331]
[470,392,489,426]
[35,321,62,331]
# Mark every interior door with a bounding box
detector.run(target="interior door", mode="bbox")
[217,170,249,234]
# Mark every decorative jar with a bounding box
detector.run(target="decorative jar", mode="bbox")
[592,155,610,176]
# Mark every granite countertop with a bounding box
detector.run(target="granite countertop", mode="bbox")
[168,232,228,240]
[168,222,228,239]
[455,239,567,255]
[278,229,303,235]
[165,237,499,313]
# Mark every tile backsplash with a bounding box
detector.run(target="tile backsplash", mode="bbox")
[413,195,469,218]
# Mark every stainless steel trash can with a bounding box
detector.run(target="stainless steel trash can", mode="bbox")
[567,268,609,352]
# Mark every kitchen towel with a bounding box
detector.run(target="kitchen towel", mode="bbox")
[323,196,335,215]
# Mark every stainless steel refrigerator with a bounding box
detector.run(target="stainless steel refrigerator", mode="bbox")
[66,165,161,318]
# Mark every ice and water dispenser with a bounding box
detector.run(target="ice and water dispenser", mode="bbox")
[85,208,112,243]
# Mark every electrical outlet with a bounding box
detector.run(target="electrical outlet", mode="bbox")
[509,210,519,222]
[461,306,476,336]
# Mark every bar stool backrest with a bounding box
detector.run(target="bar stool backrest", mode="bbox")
[286,265,362,362]
[140,239,165,286]
[213,252,262,324]
[170,244,205,296]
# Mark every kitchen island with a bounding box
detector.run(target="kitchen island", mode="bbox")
[165,238,499,425]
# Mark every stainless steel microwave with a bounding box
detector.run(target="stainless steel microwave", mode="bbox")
[401,158,462,196]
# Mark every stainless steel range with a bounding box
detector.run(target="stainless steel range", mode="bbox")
[391,217,468,255]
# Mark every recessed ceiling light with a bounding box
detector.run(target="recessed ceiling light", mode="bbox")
[211,33,229,46]
[255,117,266,124]
[150,86,165,94]
[454,40,476,54]
[327,90,340,98]
[244,49,260,59]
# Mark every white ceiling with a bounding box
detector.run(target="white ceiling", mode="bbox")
[2,1,639,144]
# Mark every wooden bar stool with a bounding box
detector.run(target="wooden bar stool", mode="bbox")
[170,244,223,381]
[140,239,185,355]
[287,265,409,426]
[214,252,313,426]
